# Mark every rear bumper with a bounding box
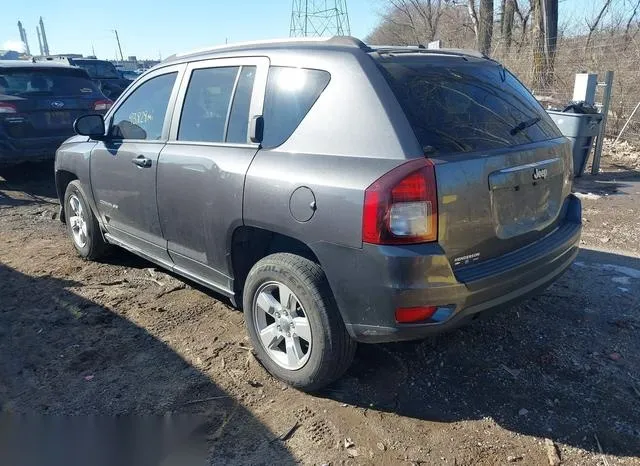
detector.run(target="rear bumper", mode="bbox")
[315,195,582,343]
[0,136,68,166]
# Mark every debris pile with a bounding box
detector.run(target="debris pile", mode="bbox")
[603,138,640,169]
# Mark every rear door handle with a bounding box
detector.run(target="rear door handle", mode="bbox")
[132,155,152,168]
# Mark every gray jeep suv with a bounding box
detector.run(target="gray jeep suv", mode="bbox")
[55,37,581,391]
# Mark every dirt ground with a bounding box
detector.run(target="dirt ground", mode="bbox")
[1,152,639,465]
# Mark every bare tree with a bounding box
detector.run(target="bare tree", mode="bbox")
[468,0,479,39]
[502,0,517,51]
[531,0,558,90]
[367,1,475,47]
[513,0,532,52]
[624,0,640,41]
[468,0,494,54]
[585,0,614,49]
[386,0,446,44]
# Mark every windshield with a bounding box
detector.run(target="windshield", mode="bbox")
[374,54,561,154]
[73,61,120,79]
[0,68,100,96]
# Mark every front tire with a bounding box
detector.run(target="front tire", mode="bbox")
[63,180,107,260]
[243,253,356,392]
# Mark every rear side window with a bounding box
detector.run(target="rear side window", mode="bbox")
[375,56,561,154]
[262,67,330,148]
[0,68,100,97]
[111,72,177,140]
[178,67,239,143]
[227,66,256,143]
[178,65,257,144]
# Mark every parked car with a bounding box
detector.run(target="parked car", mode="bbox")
[0,60,112,167]
[118,69,141,81]
[35,56,132,99]
[55,37,582,391]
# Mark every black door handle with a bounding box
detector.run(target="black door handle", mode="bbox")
[132,155,152,168]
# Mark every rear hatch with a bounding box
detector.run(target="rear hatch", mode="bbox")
[373,52,572,272]
[0,66,106,141]
[71,60,131,98]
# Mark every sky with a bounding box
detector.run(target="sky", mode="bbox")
[1,0,597,60]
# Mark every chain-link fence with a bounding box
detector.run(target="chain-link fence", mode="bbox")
[491,34,640,145]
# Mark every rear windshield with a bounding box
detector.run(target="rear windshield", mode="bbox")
[73,61,120,79]
[0,68,100,97]
[374,55,561,154]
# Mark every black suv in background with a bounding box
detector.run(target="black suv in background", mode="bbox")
[35,57,133,99]
[0,60,112,167]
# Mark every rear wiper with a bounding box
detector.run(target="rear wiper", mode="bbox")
[510,117,541,135]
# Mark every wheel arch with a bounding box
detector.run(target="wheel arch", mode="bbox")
[55,170,78,223]
[230,226,321,304]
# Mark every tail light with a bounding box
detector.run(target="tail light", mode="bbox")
[363,158,438,244]
[395,306,437,323]
[93,99,113,111]
[0,102,18,114]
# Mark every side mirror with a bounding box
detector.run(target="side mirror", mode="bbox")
[74,114,105,139]
[249,115,264,144]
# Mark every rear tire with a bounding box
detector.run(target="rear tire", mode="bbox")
[63,180,107,260]
[243,253,356,392]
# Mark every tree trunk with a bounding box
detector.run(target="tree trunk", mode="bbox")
[532,0,557,91]
[532,0,545,90]
[503,0,516,51]
[478,0,494,55]
[468,1,479,41]
[544,0,558,54]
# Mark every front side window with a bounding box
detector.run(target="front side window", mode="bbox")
[262,67,331,148]
[111,72,177,140]
[178,67,239,143]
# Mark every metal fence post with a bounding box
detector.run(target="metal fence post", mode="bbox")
[591,70,614,175]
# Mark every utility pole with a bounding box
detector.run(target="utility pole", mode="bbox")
[36,27,44,56]
[17,21,31,56]
[113,29,124,61]
[39,17,50,56]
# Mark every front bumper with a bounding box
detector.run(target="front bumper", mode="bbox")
[315,195,582,343]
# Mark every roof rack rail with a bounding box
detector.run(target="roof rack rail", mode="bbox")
[369,45,488,60]
[326,36,369,49]
[166,36,342,61]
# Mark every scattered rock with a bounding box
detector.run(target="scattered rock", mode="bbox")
[518,408,529,416]
[343,438,355,449]
[346,448,359,458]
[574,192,601,200]
[507,455,523,462]
[600,236,611,244]
[501,364,521,378]
[609,352,622,361]
[247,380,263,388]
[377,442,386,451]
[544,438,561,466]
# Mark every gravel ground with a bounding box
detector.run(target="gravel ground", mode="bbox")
[0,156,639,466]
